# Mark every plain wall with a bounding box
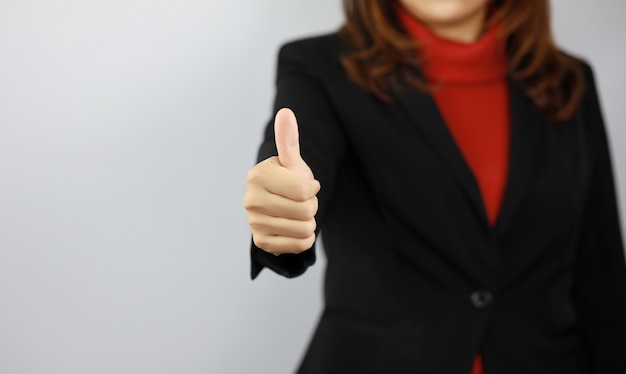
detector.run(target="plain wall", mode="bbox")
[0,1,623,373]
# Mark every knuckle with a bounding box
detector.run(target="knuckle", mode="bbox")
[293,223,312,239]
[242,192,255,210]
[253,235,272,252]
[310,197,319,216]
[248,219,265,233]
[243,185,271,211]
[302,199,318,219]
[293,183,310,201]
[247,160,275,185]
[243,191,263,211]
[246,168,261,185]
[293,235,315,253]
[293,242,309,254]
[295,219,316,238]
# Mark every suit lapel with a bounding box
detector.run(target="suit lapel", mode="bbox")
[494,78,543,235]
[395,74,542,236]
[395,76,489,230]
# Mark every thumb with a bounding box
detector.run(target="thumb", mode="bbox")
[274,108,314,180]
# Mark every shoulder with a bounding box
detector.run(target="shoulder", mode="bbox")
[279,32,343,60]
[558,50,598,101]
[571,56,602,121]
[561,53,608,165]
[276,32,345,77]
[579,60,601,110]
[556,49,602,123]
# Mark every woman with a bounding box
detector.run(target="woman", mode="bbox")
[243,0,626,373]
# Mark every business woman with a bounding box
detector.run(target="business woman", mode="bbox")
[243,0,626,373]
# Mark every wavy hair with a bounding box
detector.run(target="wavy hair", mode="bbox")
[338,0,584,122]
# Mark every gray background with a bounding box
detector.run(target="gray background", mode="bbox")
[0,0,624,373]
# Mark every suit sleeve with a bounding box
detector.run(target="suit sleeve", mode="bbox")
[250,40,348,279]
[574,63,626,371]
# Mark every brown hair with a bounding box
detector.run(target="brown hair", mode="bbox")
[339,0,584,122]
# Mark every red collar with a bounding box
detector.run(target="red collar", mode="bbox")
[395,3,508,85]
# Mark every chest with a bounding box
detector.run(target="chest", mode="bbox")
[327,78,589,240]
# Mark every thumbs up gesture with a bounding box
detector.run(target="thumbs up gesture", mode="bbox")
[243,108,321,255]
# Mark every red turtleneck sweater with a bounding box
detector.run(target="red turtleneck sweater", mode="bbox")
[396,5,511,374]
[396,6,510,226]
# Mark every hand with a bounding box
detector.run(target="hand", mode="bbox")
[243,108,321,255]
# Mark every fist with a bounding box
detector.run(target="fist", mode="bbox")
[243,108,321,255]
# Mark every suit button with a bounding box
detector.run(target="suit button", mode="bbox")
[470,290,494,309]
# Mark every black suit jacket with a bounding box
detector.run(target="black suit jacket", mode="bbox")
[250,33,626,374]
